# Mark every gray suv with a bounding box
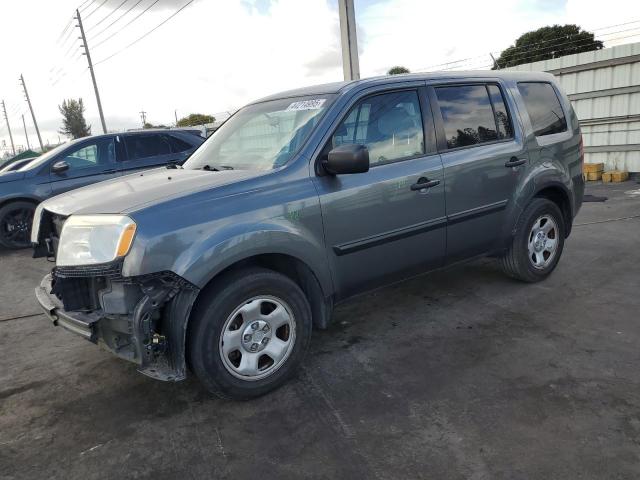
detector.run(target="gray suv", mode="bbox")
[0,130,203,249]
[32,72,584,399]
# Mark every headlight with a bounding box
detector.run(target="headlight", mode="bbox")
[57,215,137,267]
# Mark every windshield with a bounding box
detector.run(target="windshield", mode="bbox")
[17,141,72,171]
[184,95,334,171]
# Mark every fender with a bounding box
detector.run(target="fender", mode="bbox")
[127,217,333,297]
[501,162,574,250]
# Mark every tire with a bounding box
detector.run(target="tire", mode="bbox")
[0,201,36,249]
[187,267,313,400]
[499,198,565,283]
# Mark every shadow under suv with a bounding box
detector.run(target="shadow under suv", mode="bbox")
[0,130,204,249]
[32,71,584,399]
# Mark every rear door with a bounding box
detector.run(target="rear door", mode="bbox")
[49,136,119,196]
[313,87,446,299]
[428,81,527,263]
[119,133,174,175]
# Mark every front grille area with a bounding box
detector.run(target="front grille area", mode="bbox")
[54,261,123,279]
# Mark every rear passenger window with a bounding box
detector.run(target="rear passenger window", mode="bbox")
[517,82,567,136]
[487,85,514,139]
[124,134,172,160]
[435,85,499,149]
[331,90,424,165]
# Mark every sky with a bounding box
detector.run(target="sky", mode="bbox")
[0,0,639,155]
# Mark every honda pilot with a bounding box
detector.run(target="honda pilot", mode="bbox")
[32,72,584,399]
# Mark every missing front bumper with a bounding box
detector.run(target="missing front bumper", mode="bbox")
[35,272,199,382]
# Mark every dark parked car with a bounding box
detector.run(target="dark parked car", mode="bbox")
[0,130,203,248]
[0,157,37,173]
[33,72,583,399]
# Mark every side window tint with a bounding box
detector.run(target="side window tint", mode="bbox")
[435,85,498,149]
[124,134,172,160]
[517,82,567,136]
[60,138,115,170]
[487,85,514,139]
[164,134,193,153]
[331,90,424,165]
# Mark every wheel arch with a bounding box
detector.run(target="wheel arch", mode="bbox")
[532,183,573,237]
[0,196,40,210]
[190,252,333,331]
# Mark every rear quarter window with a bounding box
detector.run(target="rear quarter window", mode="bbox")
[517,82,567,137]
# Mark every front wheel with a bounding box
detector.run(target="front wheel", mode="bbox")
[0,201,35,249]
[187,267,313,399]
[499,198,566,282]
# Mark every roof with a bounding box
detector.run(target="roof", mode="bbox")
[251,70,555,104]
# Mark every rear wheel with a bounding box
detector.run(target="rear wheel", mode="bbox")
[499,198,565,282]
[0,201,35,249]
[187,267,312,399]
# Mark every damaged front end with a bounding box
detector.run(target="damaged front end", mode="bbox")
[35,263,200,381]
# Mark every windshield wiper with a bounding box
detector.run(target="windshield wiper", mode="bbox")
[201,164,234,171]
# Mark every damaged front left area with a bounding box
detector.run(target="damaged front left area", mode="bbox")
[35,262,199,381]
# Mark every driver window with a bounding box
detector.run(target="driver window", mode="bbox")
[331,90,424,165]
[59,138,115,170]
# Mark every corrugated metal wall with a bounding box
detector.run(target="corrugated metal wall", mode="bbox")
[507,42,640,172]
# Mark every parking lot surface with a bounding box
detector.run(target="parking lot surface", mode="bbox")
[2,181,640,479]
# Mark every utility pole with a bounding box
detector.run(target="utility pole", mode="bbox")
[338,0,360,81]
[19,75,44,150]
[140,110,147,127]
[1,100,16,156]
[174,109,178,126]
[21,114,31,150]
[77,8,107,133]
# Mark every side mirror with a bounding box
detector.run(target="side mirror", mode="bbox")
[52,161,70,174]
[323,144,369,175]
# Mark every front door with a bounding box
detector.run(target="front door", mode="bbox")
[313,88,446,300]
[49,136,120,196]
[429,82,528,263]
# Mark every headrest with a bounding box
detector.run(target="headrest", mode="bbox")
[377,107,414,136]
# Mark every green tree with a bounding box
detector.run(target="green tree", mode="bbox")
[176,113,215,127]
[387,66,410,75]
[493,24,603,69]
[143,122,168,129]
[58,98,91,139]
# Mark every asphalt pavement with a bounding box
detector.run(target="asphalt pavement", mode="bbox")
[1,180,640,479]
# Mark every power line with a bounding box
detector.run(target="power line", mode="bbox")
[496,27,640,66]
[84,0,110,20]
[56,17,74,43]
[413,19,640,72]
[416,31,640,73]
[92,0,161,49]
[79,0,97,12]
[86,0,131,32]
[94,0,195,66]
[89,0,144,40]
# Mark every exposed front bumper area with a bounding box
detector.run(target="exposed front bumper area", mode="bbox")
[35,270,199,382]
[36,274,100,341]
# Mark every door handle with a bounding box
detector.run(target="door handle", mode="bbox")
[410,177,440,191]
[505,157,526,167]
[102,169,117,174]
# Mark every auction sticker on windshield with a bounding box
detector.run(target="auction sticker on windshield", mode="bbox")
[285,99,326,111]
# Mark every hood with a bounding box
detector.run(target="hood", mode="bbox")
[41,167,261,216]
[0,170,25,184]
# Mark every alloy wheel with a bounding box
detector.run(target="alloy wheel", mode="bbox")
[527,214,558,269]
